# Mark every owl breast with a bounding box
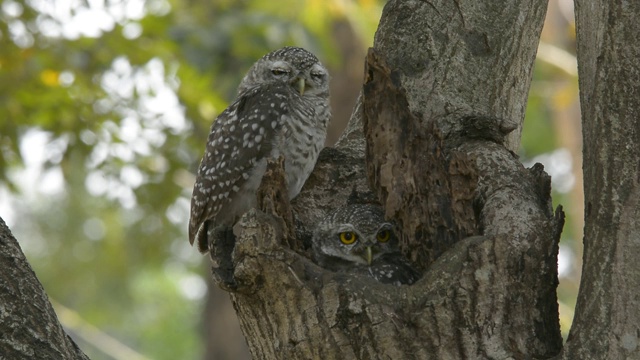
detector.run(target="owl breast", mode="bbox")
[279,96,330,198]
[215,93,329,226]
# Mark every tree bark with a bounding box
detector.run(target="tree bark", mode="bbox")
[215,0,566,358]
[0,218,89,360]
[559,1,640,358]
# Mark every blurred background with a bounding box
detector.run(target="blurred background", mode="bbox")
[0,0,580,359]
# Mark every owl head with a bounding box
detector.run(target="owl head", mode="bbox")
[312,204,401,268]
[237,46,329,98]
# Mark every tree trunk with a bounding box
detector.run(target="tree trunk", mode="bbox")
[0,218,89,359]
[215,0,566,358]
[558,1,640,358]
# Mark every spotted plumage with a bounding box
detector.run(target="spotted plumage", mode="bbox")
[189,47,331,252]
[312,204,420,286]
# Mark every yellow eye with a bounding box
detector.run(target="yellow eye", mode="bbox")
[339,231,357,245]
[376,230,391,243]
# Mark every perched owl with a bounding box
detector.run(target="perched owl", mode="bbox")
[189,47,331,252]
[312,204,420,286]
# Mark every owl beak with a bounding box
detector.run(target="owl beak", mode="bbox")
[294,77,305,95]
[365,246,373,266]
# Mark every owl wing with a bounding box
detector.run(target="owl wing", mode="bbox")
[369,253,421,285]
[189,84,293,251]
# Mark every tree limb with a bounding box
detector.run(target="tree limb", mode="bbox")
[0,218,89,360]
[560,1,640,358]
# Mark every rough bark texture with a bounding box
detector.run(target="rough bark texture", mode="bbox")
[0,218,89,360]
[560,1,640,358]
[212,0,566,358]
[226,152,563,359]
[370,0,547,153]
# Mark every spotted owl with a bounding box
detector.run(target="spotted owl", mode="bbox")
[189,47,331,252]
[312,204,420,286]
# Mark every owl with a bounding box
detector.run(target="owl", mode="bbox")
[189,47,331,252]
[312,204,420,286]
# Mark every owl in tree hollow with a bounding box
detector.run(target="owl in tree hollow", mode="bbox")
[312,204,420,286]
[189,47,331,252]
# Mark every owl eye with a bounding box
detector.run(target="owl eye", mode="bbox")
[271,69,289,76]
[376,230,391,243]
[338,231,357,245]
[310,71,325,80]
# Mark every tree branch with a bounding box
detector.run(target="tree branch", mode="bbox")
[561,1,640,358]
[0,218,89,360]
